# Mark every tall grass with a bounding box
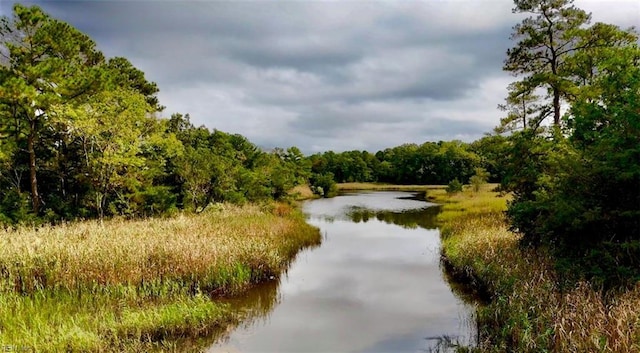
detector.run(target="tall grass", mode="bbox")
[0,202,320,352]
[435,185,640,352]
[289,184,317,200]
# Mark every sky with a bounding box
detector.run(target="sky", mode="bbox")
[1,1,638,153]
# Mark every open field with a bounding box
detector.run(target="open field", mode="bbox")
[434,185,640,352]
[0,203,320,352]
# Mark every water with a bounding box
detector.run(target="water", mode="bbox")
[209,191,476,353]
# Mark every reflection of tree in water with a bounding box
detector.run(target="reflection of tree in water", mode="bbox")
[347,205,441,230]
[422,335,466,353]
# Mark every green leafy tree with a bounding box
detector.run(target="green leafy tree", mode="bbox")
[59,88,152,218]
[503,3,640,285]
[496,81,547,133]
[0,4,104,214]
[275,146,311,185]
[310,173,337,198]
[105,57,163,111]
[470,134,510,183]
[505,0,637,130]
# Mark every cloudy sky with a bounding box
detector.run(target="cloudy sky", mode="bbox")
[1,1,638,153]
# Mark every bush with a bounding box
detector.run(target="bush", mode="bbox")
[446,179,463,194]
[469,167,489,192]
[310,173,337,198]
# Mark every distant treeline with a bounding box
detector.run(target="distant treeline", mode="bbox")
[307,138,505,186]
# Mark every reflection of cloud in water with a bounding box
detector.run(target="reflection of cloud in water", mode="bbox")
[209,191,477,353]
[303,190,437,220]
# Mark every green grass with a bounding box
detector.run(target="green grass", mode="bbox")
[0,202,320,352]
[434,184,640,353]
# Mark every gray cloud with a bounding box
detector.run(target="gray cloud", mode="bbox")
[2,0,637,153]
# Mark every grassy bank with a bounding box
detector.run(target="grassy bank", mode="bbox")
[0,203,320,352]
[432,185,640,352]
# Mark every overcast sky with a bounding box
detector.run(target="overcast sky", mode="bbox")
[1,1,638,153]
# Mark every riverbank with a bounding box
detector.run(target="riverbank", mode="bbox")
[432,185,640,352]
[0,203,320,352]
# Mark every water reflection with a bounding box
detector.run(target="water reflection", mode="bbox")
[209,191,475,353]
[162,280,281,353]
[347,205,441,230]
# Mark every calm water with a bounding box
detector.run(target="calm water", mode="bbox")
[209,191,476,353]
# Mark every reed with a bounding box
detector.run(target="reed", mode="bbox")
[435,185,640,352]
[0,202,320,352]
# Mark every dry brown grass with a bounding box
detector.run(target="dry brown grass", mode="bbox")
[0,202,320,351]
[289,184,316,200]
[0,203,318,295]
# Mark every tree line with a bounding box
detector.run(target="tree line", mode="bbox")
[306,139,501,192]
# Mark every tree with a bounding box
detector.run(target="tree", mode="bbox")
[276,146,311,185]
[505,0,592,127]
[0,4,104,214]
[504,17,640,285]
[310,173,337,198]
[446,179,463,194]
[497,81,548,133]
[505,0,637,129]
[60,88,152,218]
[105,57,163,112]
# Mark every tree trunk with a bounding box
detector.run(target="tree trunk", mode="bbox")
[27,122,40,214]
[553,87,561,126]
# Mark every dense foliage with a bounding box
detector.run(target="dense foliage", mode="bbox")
[500,0,640,287]
[0,5,311,224]
[307,140,500,186]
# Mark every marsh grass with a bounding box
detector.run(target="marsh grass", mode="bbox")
[435,185,640,352]
[288,184,317,200]
[0,202,320,352]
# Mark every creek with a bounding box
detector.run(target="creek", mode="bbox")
[209,191,476,353]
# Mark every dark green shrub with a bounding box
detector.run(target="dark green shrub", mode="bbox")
[446,179,463,194]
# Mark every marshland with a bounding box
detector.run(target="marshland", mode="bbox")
[1,1,639,352]
[0,203,320,351]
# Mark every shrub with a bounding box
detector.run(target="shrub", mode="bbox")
[446,179,463,194]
